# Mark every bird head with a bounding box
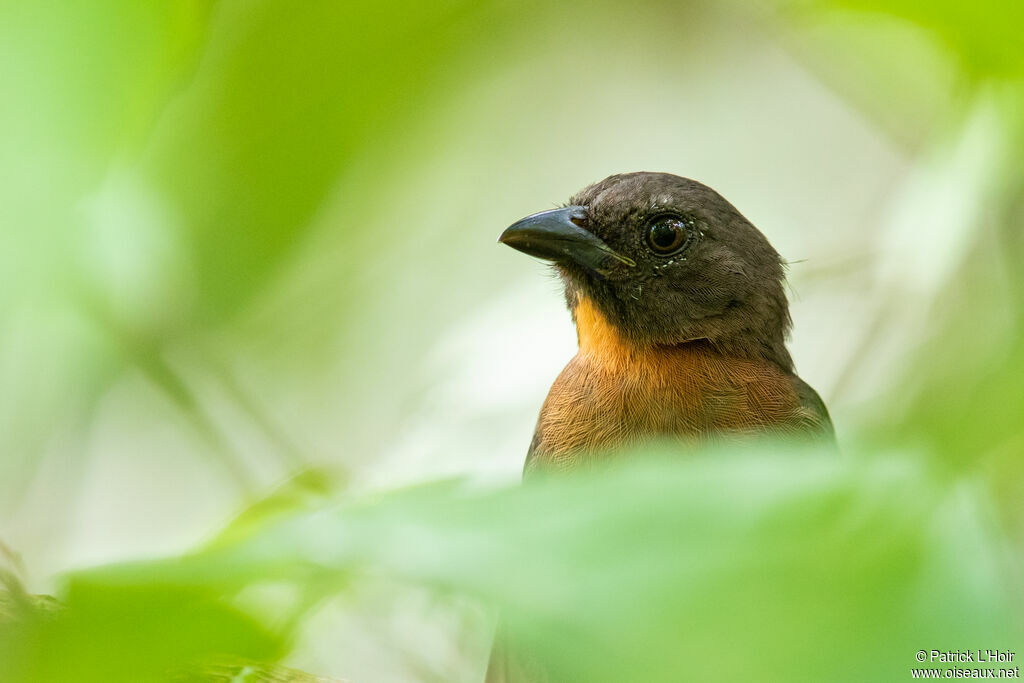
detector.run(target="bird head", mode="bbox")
[499,172,793,370]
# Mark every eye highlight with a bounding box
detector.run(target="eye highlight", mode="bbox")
[645,216,690,255]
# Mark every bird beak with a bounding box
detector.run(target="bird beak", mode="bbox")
[498,206,635,273]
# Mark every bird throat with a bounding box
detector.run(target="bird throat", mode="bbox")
[572,296,642,369]
[570,295,716,379]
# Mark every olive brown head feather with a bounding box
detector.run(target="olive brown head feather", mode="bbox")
[500,172,793,371]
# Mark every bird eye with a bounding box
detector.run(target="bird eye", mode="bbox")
[645,217,689,255]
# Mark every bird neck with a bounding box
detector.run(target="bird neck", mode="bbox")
[573,296,638,367]
[571,295,792,374]
[571,296,727,383]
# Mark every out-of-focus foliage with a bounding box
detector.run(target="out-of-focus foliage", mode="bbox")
[1,0,1022,681]
[1,582,280,683]
[2,448,1021,681]
[815,0,1024,78]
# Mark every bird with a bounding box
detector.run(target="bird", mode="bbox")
[486,171,833,682]
[498,171,832,475]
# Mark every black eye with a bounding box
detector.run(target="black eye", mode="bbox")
[646,217,689,255]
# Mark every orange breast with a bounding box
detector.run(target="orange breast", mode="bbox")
[528,298,804,471]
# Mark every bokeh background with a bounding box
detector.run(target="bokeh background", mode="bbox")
[1,1,1022,681]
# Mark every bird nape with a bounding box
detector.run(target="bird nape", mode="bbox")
[488,171,834,682]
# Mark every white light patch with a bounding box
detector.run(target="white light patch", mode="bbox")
[79,168,194,335]
[874,92,1005,294]
[358,275,576,490]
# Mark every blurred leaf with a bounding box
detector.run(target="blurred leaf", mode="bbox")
[142,0,487,321]
[0,0,213,496]
[207,469,336,548]
[65,446,1021,681]
[815,0,1024,78]
[0,583,280,683]
[173,658,343,682]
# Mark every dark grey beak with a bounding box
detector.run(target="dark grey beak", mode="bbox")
[498,206,634,273]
